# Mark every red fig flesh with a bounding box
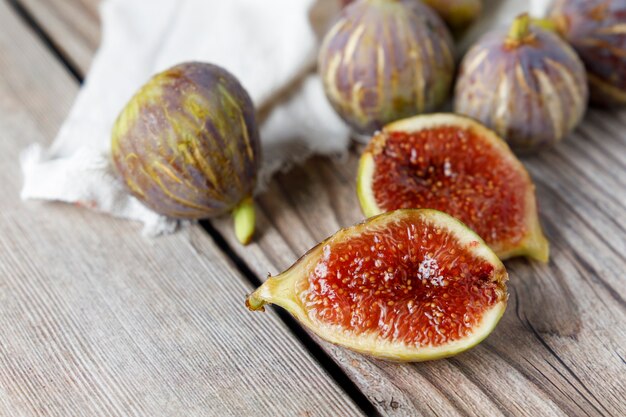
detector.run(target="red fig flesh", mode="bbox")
[247,209,508,362]
[357,114,549,262]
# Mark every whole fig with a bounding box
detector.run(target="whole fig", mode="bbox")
[111,62,260,244]
[319,0,455,135]
[422,0,482,35]
[454,14,588,152]
[549,0,626,106]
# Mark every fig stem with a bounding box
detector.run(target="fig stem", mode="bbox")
[233,197,255,245]
[245,292,267,312]
[508,13,531,43]
[367,0,402,4]
[531,18,557,33]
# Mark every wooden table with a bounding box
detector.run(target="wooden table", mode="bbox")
[1,0,624,415]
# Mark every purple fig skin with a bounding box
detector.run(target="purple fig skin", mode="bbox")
[319,0,455,135]
[549,0,626,106]
[454,17,589,153]
[111,62,260,219]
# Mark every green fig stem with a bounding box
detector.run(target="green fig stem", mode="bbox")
[507,13,531,43]
[367,0,402,5]
[245,272,298,315]
[233,197,255,245]
[531,17,557,33]
[245,291,267,312]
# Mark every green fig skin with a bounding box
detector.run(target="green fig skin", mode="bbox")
[454,15,588,152]
[549,0,626,106]
[422,0,482,35]
[111,62,260,223]
[319,0,455,134]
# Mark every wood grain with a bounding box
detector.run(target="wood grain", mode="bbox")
[217,149,626,417]
[15,0,626,416]
[16,0,100,74]
[0,2,365,416]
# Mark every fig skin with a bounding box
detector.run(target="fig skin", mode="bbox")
[454,14,589,153]
[319,0,455,135]
[247,209,508,362]
[111,62,260,244]
[548,0,626,106]
[422,0,482,35]
[339,0,481,35]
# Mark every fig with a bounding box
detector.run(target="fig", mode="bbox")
[247,209,508,362]
[319,0,455,135]
[422,0,482,35]
[357,113,549,262]
[454,13,588,152]
[548,0,626,106]
[111,62,260,244]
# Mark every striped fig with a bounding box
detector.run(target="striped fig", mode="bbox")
[111,62,260,244]
[549,0,626,106]
[319,0,455,135]
[454,14,588,152]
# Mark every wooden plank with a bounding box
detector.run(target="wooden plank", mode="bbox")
[215,148,626,417]
[17,0,626,416]
[15,0,100,74]
[0,3,365,416]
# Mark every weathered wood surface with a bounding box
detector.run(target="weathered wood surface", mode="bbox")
[0,2,365,416]
[216,145,626,417]
[15,0,100,75]
[13,0,626,416]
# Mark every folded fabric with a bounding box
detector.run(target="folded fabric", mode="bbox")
[21,0,548,236]
[21,0,349,235]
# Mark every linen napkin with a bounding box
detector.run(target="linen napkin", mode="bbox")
[21,0,548,236]
[21,0,348,235]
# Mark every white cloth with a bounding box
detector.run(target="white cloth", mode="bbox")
[21,0,348,235]
[20,0,548,236]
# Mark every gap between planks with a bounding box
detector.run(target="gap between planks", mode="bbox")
[3,0,381,415]
[7,0,83,81]
[11,0,626,416]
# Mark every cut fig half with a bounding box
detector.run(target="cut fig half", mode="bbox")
[247,209,508,362]
[357,113,549,262]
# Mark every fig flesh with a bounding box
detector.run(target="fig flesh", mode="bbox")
[111,62,260,244]
[549,0,626,106]
[247,209,508,362]
[454,14,588,152]
[319,0,455,134]
[357,113,549,262]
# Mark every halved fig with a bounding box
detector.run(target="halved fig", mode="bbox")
[247,209,508,362]
[357,114,549,262]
